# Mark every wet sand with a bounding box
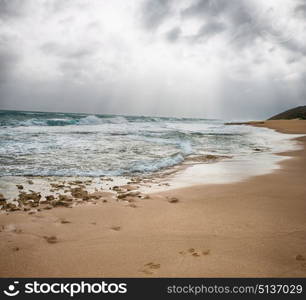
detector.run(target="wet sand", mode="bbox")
[0,120,306,277]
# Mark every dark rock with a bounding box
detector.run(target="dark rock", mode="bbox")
[58,194,73,202]
[43,205,53,210]
[70,187,88,199]
[45,195,55,201]
[18,191,41,203]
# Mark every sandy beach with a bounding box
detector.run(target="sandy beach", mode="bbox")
[0,120,306,277]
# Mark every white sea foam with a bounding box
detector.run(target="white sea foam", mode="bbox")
[0,111,303,178]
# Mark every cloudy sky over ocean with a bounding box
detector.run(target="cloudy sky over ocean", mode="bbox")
[0,0,305,119]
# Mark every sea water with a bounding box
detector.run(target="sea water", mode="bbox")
[0,110,302,183]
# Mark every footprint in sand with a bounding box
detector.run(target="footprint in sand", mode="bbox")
[296,254,305,261]
[296,255,306,270]
[141,262,161,275]
[43,236,58,244]
[168,197,179,203]
[179,248,210,257]
[3,224,22,234]
[60,219,71,224]
[111,226,121,231]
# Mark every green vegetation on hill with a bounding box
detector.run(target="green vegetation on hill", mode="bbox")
[269,106,306,120]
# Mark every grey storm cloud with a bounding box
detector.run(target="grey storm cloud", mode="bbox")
[142,0,306,62]
[295,2,306,17]
[141,0,173,30]
[165,27,181,42]
[40,42,96,59]
[0,0,26,20]
[0,47,18,83]
[0,32,20,83]
[195,21,226,40]
[0,0,305,120]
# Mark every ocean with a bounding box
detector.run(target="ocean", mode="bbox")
[0,110,301,179]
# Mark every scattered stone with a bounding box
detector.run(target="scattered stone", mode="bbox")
[27,180,34,184]
[50,200,58,207]
[16,185,24,190]
[0,193,7,208]
[117,193,127,199]
[43,205,53,210]
[117,191,140,199]
[51,200,71,207]
[202,250,210,255]
[101,177,113,182]
[0,193,6,202]
[70,187,89,200]
[45,195,55,201]
[127,191,140,197]
[74,180,83,185]
[18,191,41,203]
[58,194,73,202]
[13,246,20,251]
[50,183,65,189]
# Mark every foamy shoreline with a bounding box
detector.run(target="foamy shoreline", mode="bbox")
[0,125,304,210]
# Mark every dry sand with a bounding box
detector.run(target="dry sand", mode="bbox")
[0,120,306,277]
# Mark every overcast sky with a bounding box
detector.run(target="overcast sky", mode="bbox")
[0,0,305,119]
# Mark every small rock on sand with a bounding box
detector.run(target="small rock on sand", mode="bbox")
[45,195,55,201]
[0,193,6,202]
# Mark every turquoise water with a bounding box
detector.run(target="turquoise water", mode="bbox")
[0,110,298,177]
